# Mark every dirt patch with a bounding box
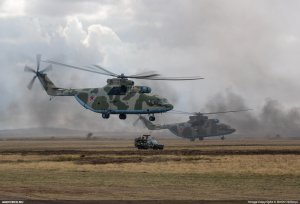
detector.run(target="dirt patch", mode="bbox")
[73,156,210,165]
[75,156,143,164]
[1,149,300,156]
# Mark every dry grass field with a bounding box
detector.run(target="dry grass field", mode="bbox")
[0,138,299,200]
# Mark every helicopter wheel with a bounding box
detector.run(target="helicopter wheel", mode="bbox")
[221,136,225,140]
[102,113,110,119]
[149,115,155,121]
[119,114,127,120]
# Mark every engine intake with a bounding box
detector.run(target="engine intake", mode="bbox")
[138,86,152,93]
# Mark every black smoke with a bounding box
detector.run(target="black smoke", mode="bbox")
[205,90,300,137]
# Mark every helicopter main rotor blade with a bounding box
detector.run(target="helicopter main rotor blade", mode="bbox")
[24,66,36,74]
[201,109,252,115]
[43,59,203,81]
[36,54,41,71]
[136,76,204,80]
[92,66,160,78]
[133,116,146,128]
[27,76,37,90]
[92,65,118,77]
[170,109,252,115]
[43,60,113,76]
[128,71,159,78]
[128,73,160,79]
[169,110,192,114]
[133,117,140,126]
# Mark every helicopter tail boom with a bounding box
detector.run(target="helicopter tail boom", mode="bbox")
[37,73,77,96]
[24,54,78,96]
[138,116,165,130]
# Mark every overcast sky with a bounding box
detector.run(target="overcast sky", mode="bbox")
[1,0,300,136]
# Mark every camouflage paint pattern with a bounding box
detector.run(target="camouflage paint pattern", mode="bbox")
[37,73,173,114]
[139,114,236,141]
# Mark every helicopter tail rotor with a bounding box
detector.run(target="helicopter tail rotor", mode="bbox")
[133,116,144,127]
[24,54,52,90]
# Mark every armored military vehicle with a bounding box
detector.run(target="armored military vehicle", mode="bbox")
[134,135,164,150]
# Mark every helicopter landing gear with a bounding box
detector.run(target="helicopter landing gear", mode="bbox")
[102,112,110,119]
[221,136,225,140]
[149,115,155,121]
[119,113,127,120]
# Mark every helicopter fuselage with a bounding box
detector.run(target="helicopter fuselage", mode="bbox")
[37,73,173,120]
[25,55,203,121]
[74,86,173,115]
[165,119,235,141]
[139,115,235,141]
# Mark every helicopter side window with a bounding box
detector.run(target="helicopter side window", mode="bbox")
[108,86,127,95]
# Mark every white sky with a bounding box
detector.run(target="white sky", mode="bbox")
[0,0,300,134]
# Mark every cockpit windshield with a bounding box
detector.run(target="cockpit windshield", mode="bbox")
[218,124,228,130]
[148,98,169,106]
[160,98,168,104]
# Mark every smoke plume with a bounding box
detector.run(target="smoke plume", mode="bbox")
[205,90,300,137]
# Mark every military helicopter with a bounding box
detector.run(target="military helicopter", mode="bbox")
[24,55,203,121]
[135,109,250,141]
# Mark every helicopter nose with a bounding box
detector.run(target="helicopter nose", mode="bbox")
[229,128,236,133]
[164,104,174,111]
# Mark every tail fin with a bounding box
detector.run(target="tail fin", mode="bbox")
[37,73,56,90]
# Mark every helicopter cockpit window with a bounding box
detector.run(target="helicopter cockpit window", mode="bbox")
[160,98,168,104]
[218,125,227,130]
[108,86,127,95]
[148,99,161,106]
[156,100,162,105]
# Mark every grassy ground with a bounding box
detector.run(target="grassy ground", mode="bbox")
[0,138,299,200]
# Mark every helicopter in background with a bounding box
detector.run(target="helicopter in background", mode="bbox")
[24,55,203,121]
[136,110,251,141]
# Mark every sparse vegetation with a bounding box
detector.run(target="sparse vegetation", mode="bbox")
[0,138,299,200]
[86,132,93,140]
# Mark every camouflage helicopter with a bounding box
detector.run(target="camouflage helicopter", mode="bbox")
[136,110,250,141]
[24,55,203,121]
